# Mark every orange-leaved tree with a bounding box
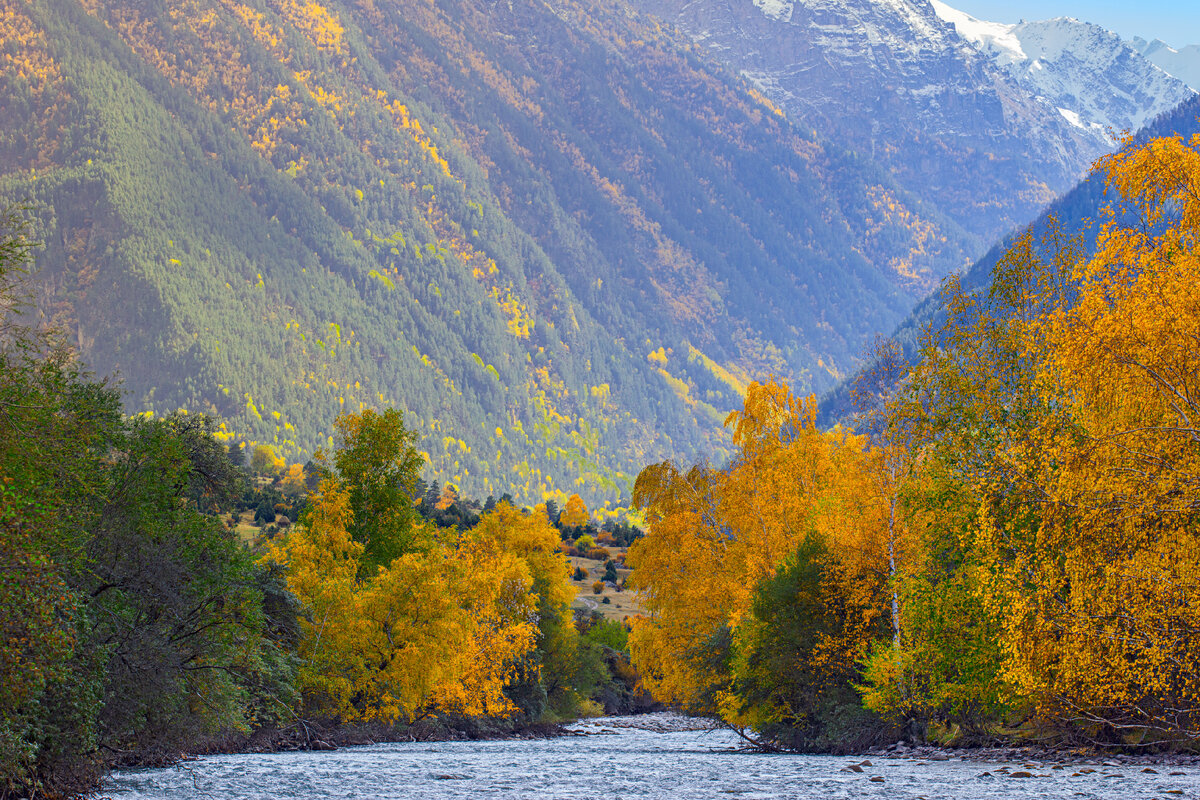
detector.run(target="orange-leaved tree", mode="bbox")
[628,380,895,741]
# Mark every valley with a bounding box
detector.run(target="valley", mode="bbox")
[2,0,1200,795]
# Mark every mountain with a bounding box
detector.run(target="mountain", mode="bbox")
[1130,37,1200,91]
[624,0,1101,249]
[932,2,1195,144]
[625,0,1194,254]
[817,93,1200,425]
[0,0,980,507]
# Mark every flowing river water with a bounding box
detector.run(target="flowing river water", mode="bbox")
[103,714,1200,799]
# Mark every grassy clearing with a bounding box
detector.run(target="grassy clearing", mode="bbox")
[567,549,643,622]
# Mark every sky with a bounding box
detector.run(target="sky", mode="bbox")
[944,0,1200,48]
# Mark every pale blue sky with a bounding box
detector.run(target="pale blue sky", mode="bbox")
[945,1,1200,48]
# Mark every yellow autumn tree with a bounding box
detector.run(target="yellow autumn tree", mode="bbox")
[280,462,308,495]
[265,480,364,712]
[466,503,590,715]
[560,493,589,527]
[268,412,551,724]
[998,133,1200,737]
[863,132,1200,743]
[628,380,894,727]
[436,483,459,510]
[270,481,544,722]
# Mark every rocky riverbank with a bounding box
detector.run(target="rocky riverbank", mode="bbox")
[863,739,1200,768]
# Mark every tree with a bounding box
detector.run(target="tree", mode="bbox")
[560,494,589,527]
[731,534,891,752]
[851,337,915,649]
[0,207,119,794]
[320,409,426,573]
[280,463,308,496]
[543,499,560,526]
[251,443,283,474]
[862,133,1200,743]
[436,483,459,511]
[86,415,280,760]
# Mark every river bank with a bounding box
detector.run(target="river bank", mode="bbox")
[861,739,1200,769]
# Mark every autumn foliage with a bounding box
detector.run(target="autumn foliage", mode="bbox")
[628,381,896,748]
[266,410,581,724]
[629,132,1200,749]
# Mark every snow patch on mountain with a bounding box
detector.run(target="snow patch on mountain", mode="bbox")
[928,0,1024,64]
[752,0,793,22]
[933,2,1195,143]
[1130,37,1200,91]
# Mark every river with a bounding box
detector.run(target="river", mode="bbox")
[103,714,1200,799]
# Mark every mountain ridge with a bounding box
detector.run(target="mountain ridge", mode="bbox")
[1129,36,1200,91]
[932,1,1195,143]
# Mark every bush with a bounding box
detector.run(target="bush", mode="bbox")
[592,581,604,595]
[602,596,611,604]
[573,565,588,581]
[586,547,610,561]
[585,619,630,652]
[254,500,276,524]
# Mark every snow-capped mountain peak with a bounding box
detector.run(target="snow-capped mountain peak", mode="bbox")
[625,0,1198,267]
[932,1,1195,142]
[928,0,1026,65]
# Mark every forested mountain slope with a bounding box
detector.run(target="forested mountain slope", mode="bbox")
[818,93,1200,424]
[0,0,979,506]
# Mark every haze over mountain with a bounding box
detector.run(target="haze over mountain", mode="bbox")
[818,92,1200,425]
[1129,37,1200,91]
[3,0,1195,505]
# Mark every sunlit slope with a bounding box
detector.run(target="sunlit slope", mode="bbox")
[1,0,977,504]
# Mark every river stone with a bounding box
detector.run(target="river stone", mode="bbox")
[869,776,885,783]
[1009,771,1034,778]
[842,765,864,773]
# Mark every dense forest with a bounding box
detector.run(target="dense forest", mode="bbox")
[0,208,651,797]
[0,0,981,507]
[629,132,1200,752]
